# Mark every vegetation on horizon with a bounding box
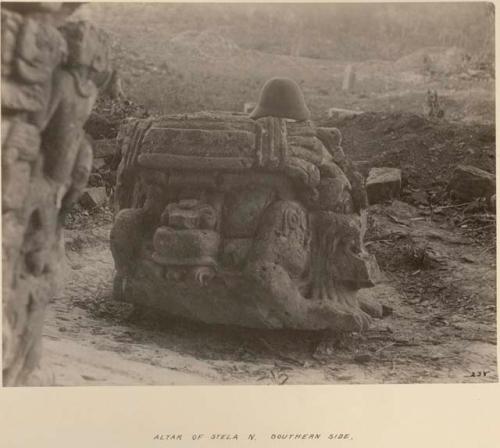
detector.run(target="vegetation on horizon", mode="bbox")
[90,3,494,62]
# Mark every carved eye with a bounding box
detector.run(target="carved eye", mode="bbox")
[289,213,298,227]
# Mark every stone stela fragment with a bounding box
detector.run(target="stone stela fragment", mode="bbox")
[1,3,111,386]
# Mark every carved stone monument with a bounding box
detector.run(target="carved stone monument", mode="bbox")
[111,79,382,333]
[2,3,111,385]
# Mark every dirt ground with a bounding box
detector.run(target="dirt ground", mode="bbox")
[43,196,496,385]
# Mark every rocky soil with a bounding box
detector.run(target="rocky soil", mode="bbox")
[43,197,496,385]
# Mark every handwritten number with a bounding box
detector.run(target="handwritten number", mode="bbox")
[470,370,489,377]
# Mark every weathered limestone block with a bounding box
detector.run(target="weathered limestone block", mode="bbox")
[448,165,495,202]
[110,112,382,333]
[2,3,111,386]
[366,167,402,204]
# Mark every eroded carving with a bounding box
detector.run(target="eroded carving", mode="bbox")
[2,3,110,385]
[111,110,382,332]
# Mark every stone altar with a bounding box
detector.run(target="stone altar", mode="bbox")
[111,112,382,332]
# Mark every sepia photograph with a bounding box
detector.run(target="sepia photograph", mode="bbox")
[1,1,497,390]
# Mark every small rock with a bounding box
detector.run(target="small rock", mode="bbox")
[366,167,402,204]
[81,374,98,381]
[79,187,108,210]
[327,107,363,120]
[489,194,496,212]
[354,353,372,363]
[448,165,495,202]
